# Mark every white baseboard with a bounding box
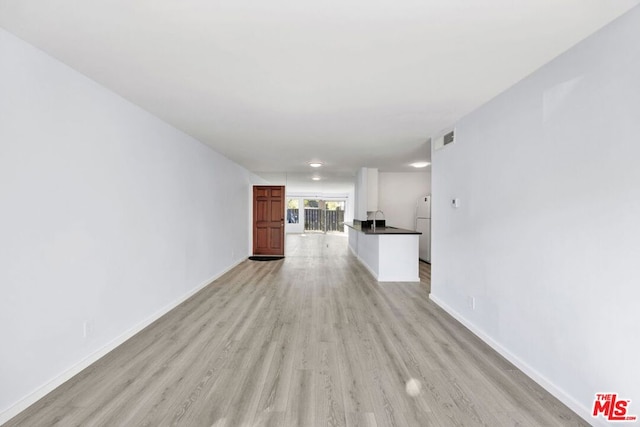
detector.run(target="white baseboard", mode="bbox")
[356,254,379,280]
[428,294,597,427]
[378,276,420,283]
[347,244,357,257]
[348,245,377,278]
[0,257,246,425]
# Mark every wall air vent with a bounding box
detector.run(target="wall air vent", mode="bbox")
[433,128,455,151]
[444,130,455,145]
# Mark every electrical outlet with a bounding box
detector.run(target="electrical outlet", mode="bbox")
[469,296,476,310]
[83,321,90,338]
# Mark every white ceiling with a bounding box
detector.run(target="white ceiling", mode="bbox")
[1,0,638,186]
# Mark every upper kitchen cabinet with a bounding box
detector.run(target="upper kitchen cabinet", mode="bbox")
[355,167,378,219]
[366,168,378,213]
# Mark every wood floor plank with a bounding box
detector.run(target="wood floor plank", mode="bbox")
[336,327,376,417]
[256,313,298,413]
[284,369,315,427]
[5,233,589,427]
[346,412,378,427]
[315,342,347,427]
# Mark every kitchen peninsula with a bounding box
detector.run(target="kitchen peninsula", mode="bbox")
[346,221,421,282]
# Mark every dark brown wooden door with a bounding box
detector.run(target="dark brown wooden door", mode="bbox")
[253,186,285,256]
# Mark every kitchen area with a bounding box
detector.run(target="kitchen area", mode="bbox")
[347,167,431,282]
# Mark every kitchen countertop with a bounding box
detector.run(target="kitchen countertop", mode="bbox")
[345,222,421,235]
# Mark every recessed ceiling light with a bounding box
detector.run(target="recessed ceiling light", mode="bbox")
[312,176,321,181]
[410,161,431,168]
[308,161,323,168]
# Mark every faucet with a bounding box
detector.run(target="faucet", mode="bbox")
[372,210,385,232]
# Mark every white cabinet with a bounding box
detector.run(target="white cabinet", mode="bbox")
[355,167,378,219]
[347,226,420,282]
[366,168,378,212]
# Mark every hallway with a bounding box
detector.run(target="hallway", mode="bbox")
[6,234,586,426]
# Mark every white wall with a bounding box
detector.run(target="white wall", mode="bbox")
[378,172,431,230]
[0,28,256,421]
[430,6,640,425]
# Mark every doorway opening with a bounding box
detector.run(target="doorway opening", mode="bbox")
[303,199,345,233]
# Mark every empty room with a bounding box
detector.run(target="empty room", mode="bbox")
[1,1,639,426]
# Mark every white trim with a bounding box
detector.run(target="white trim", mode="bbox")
[378,275,420,283]
[0,257,246,425]
[348,243,356,257]
[356,254,379,280]
[428,294,598,427]
[347,243,379,280]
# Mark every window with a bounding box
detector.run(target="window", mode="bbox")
[287,199,299,224]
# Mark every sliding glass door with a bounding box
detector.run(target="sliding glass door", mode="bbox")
[303,199,345,233]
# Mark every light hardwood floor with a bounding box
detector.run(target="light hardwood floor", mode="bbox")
[5,233,588,426]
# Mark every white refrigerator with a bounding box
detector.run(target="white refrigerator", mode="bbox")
[415,195,431,262]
